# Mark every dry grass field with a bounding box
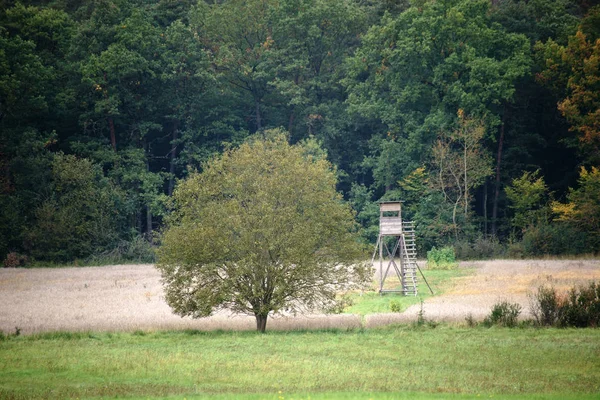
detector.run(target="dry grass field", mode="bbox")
[0,264,361,335]
[1,259,599,334]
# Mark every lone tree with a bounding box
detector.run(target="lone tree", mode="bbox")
[157,131,368,332]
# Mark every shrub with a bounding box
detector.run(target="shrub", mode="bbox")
[483,301,522,327]
[389,300,402,313]
[559,282,600,328]
[530,285,560,327]
[427,246,457,269]
[455,237,505,260]
[506,240,525,258]
[84,236,156,265]
[530,282,600,328]
[3,252,28,268]
[25,154,130,263]
[465,313,477,327]
[552,166,600,252]
[519,223,587,256]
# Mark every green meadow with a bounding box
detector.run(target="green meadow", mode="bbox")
[1,326,598,399]
[345,267,471,315]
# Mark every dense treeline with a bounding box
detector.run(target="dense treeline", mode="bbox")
[1,0,598,264]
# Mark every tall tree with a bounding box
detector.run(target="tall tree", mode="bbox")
[430,112,493,238]
[552,166,600,250]
[77,6,167,236]
[487,0,582,235]
[537,7,600,165]
[196,0,276,132]
[345,0,529,187]
[345,0,530,239]
[0,3,75,259]
[505,170,550,234]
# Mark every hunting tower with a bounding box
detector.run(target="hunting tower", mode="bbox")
[373,201,424,295]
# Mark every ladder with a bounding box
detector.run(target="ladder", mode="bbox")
[401,221,418,296]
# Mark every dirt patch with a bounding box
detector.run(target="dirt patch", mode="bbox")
[0,260,598,334]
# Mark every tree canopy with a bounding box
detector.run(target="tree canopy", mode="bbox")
[157,132,368,331]
[1,0,599,266]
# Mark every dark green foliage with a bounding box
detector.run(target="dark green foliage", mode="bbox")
[0,0,596,263]
[26,154,128,262]
[530,285,561,327]
[530,282,600,328]
[483,301,522,328]
[560,282,600,328]
[454,237,506,260]
[348,183,380,244]
[518,223,588,257]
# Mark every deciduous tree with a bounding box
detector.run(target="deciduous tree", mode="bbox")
[157,131,368,332]
[552,166,600,250]
[430,112,492,238]
[536,7,600,164]
[505,170,550,234]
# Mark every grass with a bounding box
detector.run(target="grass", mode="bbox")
[1,326,599,399]
[122,393,597,400]
[345,267,472,315]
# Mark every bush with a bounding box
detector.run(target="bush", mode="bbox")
[529,282,600,328]
[465,313,477,327]
[483,301,522,327]
[519,223,588,257]
[427,246,457,269]
[84,236,156,265]
[455,237,505,260]
[559,282,600,328]
[389,300,402,313]
[506,240,525,259]
[3,252,28,268]
[530,285,560,327]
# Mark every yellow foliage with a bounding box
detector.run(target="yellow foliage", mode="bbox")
[551,201,576,222]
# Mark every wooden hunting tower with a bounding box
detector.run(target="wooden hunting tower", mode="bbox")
[373,201,428,295]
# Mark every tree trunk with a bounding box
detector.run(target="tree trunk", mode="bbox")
[255,314,268,332]
[146,206,152,240]
[452,173,462,240]
[168,122,178,196]
[255,98,262,131]
[484,179,488,236]
[103,72,117,152]
[452,198,460,240]
[288,111,295,138]
[136,210,142,235]
[491,108,507,236]
[463,142,468,222]
[108,117,117,152]
[144,138,152,241]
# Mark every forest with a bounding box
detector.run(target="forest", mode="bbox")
[1,0,599,265]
